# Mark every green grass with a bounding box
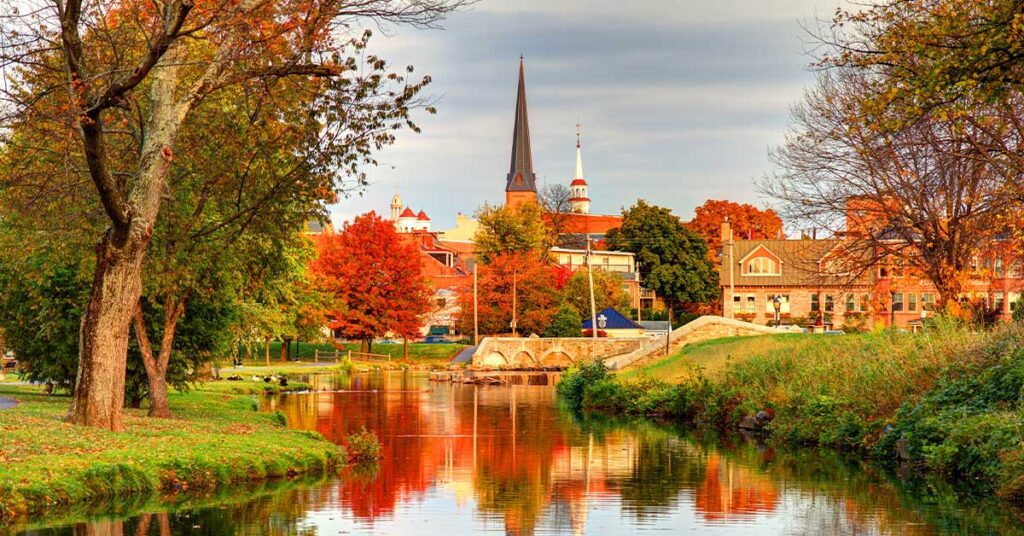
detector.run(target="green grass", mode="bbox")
[0,371,23,384]
[0,384,343,524]
[239,342,466,366]
[623,333,816,382]
[193,378,312,395]
[560,321,1024,502]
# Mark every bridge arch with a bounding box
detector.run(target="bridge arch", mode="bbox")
[539,350,573,367]
[480,351,509,367]
[511,351,537,367]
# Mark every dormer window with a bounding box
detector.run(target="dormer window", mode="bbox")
[747,257,778,275]
[739,245,783,276]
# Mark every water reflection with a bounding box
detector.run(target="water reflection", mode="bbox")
[14,371,1024,535]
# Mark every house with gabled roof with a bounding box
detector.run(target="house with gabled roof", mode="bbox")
[720,214,1024,330]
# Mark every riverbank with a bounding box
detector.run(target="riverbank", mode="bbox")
[243,341,467,367]
[0,384,344,525]
[559,321,1024,501]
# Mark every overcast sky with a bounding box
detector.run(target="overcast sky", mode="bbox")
[330,0,847,229]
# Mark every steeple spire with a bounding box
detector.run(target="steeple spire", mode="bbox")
[574,121,584,179]
[506,57,537,196]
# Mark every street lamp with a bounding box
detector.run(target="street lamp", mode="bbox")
[772,295,782,327]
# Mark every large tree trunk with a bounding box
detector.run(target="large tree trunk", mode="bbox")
[68,52,186,430]
[264,336,271,367]
[68,230,148,431]
[280,339,289,362]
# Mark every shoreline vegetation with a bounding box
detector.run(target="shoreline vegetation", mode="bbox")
[558,320,1024,502]
[237,341,466,368]
[0,382,345,525]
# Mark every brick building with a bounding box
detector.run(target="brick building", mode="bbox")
[720,219,1024,330]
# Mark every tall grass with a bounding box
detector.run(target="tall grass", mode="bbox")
[718,319,984,446]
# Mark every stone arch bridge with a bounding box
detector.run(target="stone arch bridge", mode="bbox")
[470,316,795,370]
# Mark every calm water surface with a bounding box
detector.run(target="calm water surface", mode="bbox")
[14,371,1024,535]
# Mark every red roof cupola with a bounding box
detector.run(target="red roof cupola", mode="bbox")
[417,210,430,221]
[399,207,416,218]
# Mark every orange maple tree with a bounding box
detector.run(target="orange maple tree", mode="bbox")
[688,200,784,266]
[311,212,430,351]
[456,252,560,337]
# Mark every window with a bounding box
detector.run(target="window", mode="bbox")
[922,293,936,311]
[995,292,1006,312]
[892,292,904,312]
[745,294,756,313]
[1011,293,1021,311]
[746,257,779,275]
[824,294,834,313]
[845,294,856,313]
[860,294,869,312]
[996,258,1006,278]
[811,294,820,312]
[908,293,917,312]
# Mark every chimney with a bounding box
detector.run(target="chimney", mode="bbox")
[720,217,732,245]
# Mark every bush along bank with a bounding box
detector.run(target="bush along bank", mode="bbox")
[557,321,1024,501]
[0,386,344,524]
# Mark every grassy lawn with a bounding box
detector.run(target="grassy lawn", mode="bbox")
[0,384,342,524]
[192,377,313,395]
[624,333,828,382]
[240,341,467,366]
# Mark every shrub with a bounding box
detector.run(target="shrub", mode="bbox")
[557,360,609,409]
[345,428,382,463]
[544,305,583,338]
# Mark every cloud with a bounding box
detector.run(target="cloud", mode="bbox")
[329,0,846,228]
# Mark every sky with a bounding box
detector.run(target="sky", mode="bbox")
[331,0,847,229]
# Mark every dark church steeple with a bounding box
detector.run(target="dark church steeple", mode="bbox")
[505,57,538,207]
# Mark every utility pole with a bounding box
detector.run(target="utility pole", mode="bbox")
[727,219,735,319]
[511,270,518,337]
[473,263,479,345]
[586,233,598,358]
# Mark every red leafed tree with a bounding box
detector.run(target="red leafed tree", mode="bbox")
[688,200,784,266]
[456,253,559,337]
[311,212,430,352]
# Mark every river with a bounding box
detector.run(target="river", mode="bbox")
[13,371,1024,535]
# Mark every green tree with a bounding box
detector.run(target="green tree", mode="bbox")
[560,270,630,318]
[0,255,87,390]
[0,249,234,407]
[474,202,553,264]
[544,305,583,338]
[0,0,465,431]
[606,200,718,313]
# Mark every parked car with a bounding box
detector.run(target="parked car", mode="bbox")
[823,330,845,336]
[422,335,447,344]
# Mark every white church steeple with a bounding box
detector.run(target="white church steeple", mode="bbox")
[568,123,591,214]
